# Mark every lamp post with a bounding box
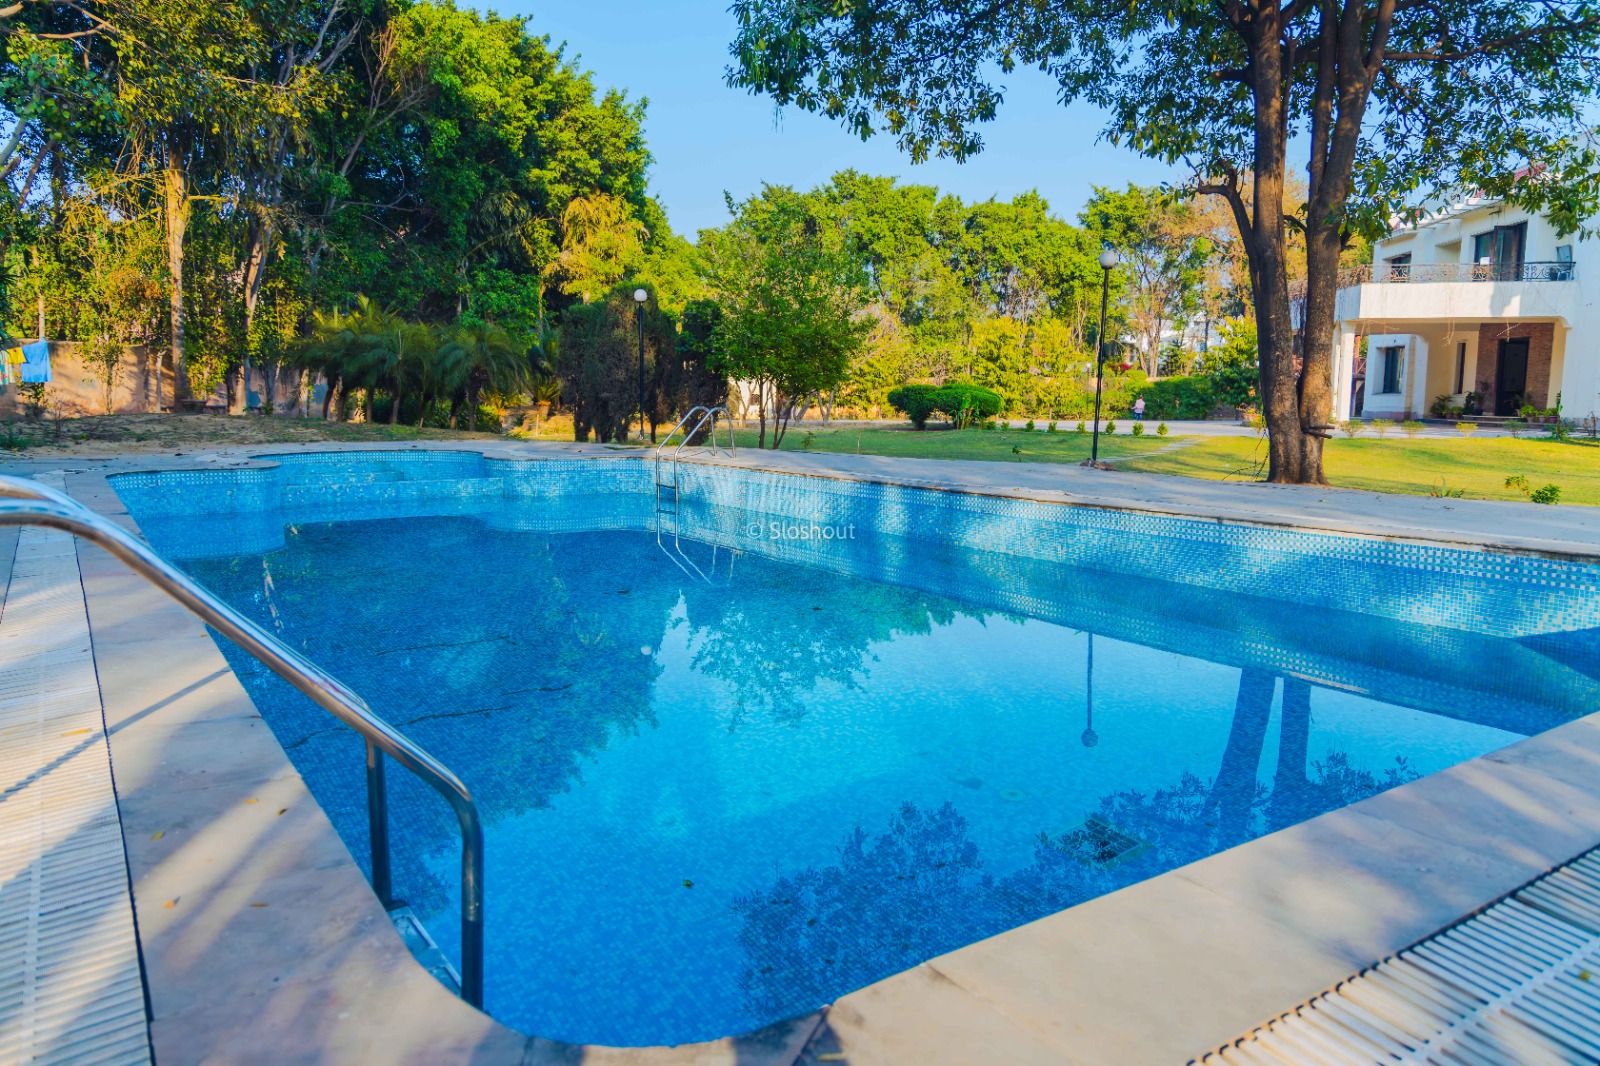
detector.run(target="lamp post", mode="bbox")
[633,287,648,441]
[1089,247,1120,466]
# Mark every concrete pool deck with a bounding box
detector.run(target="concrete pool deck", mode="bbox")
[4,440,1600,1064]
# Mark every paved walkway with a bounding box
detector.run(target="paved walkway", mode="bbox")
[0,476,150,1065]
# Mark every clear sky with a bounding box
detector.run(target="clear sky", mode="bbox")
[500,1,1181,237]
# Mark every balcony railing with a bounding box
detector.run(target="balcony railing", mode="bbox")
[1363,261,1576,284]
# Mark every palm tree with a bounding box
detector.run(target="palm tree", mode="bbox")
[439,321,532,429]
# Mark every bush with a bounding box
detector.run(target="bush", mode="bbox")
[1024,419,1035,431]
[1456,421,1478,437]
[1104,421,1117,435]
[1075,421,1087,434]
[887,384,940,430]
[1133,375,1216,420]
[1401,420,1424,438]
[1340,420,1363,438]
[1505,474,1531,496]
[1531,484,1562,505]
[1156,422,1168,436]
[932,383,1004,428]
[1131,422,1144,436]
[1046,421,1058,433]
[1370,418,1394,437]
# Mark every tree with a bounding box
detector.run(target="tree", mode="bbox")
[1080,185,1211,377]
[702,187,869,448]
[556,285,674,443]
[439,321,531,429]
[727,0,1600,482]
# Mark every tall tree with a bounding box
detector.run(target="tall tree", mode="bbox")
[702,186,869,448]
[727,0,1600,482]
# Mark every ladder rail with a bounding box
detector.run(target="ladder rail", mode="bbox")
[0,476,487,1008]
[654,404,734,552]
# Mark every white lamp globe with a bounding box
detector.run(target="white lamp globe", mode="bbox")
[633,288,648,303]
[1098,248,1120,271]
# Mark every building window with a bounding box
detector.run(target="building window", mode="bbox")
[1473,232,1494,264]
[1385,252,1412,281]
[1381,346,1403,394]
[1455,342,1466,393]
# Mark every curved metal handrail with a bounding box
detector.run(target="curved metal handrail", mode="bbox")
[0,476,485,1007]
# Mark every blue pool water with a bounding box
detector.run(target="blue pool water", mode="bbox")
[113,452,1600,1046]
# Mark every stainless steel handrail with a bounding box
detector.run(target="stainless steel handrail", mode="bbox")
[0,476,485,1007]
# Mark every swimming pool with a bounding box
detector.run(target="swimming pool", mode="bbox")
[112,450,1600,1046]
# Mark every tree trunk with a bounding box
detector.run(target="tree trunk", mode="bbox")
[1245,13,1308,483]
[163,164,191,403]
[389,388,401,424]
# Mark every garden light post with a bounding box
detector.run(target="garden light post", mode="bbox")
[633,287,648,441]
[1090,247,1120,465]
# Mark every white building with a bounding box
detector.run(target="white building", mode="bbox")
[1327,195,1590,422]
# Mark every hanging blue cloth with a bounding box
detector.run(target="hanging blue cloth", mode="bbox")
[19,340,50,384]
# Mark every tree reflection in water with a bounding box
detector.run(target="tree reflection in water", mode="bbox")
[733,668,1419,1023]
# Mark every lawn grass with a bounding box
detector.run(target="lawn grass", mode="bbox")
[729,423,1173,463]
[1118,432,1600,505]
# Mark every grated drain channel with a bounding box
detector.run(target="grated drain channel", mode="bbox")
[1195,849,1600,1064]
[0,478,152,1065]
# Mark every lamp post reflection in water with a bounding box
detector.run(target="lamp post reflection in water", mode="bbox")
[1081,633,1098,748]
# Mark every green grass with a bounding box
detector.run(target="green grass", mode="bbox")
[729,424,1173,463]
[1119,433,1600,505]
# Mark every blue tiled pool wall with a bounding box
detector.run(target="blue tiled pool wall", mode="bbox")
[670,463,1600,639]
[668,499,1596,732]
[110,449,1600,644]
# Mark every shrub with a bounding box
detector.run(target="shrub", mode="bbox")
[1075,421,1087,434]
[1506,418,1526,438]
[1430,479,1466,498]
[1401,420,1424,438]
[1156,422,1168,436]
[1370,418,1394,437]
[1104,421,1117,434]
[1456,421,1478,437]
[932,383,1004,428]
[980,418,997,431]
[1133,375,1217,421]
[1024,419,1036,431]
[1430,394,1457,418]
[1505,474,1531,496]
[1340,420,1363,438]
[1531,484,1562,505]
[1131,422,1144,436]
[887,384,940,429]
[1047,421,1058,433]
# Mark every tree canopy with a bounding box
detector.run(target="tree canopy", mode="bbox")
[727,0,1600,481]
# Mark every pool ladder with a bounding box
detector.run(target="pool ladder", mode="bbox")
[0,476,488,1009]
[654,405,736,582]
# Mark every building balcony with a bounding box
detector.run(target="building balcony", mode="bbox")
[1306,262,1581,326]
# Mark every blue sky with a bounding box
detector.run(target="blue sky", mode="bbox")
[502,1,1181,236]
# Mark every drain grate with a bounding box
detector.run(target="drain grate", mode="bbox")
[1057,815,1146,868]
[1195,849,1600,1064]
[0,487,152,1066]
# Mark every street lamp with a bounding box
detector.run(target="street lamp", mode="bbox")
[1089,247,1120,466]
[633,287,648,441]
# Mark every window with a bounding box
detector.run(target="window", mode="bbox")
[1454,342,1466,393]
[1380,346,1403,394]
[1385,252,1412,281]
[1473,232,1494,263]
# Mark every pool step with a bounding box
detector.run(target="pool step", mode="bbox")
[388,905,460,996]
[1195,848,1600,1064]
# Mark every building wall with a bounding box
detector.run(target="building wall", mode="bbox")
[0,341,172,417]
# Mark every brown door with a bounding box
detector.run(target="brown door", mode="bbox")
[1495,338,1530,415]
